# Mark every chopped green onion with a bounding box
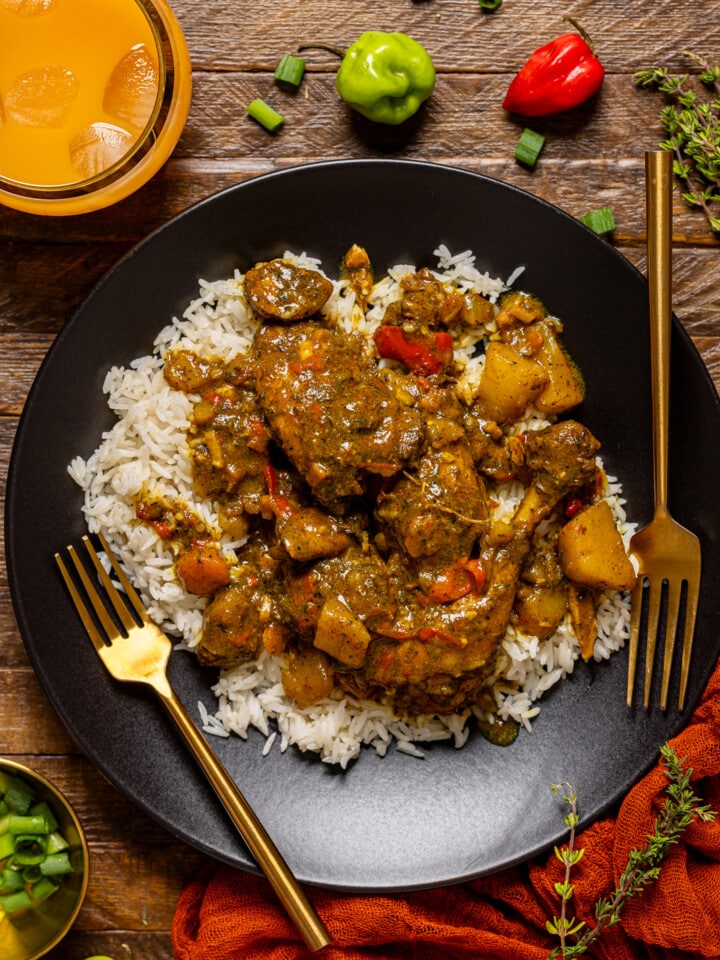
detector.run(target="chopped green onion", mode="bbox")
[478,0,502,9]
[0,867,24,891]
[30,801,59,833]
[4,776,35,814]
[514,127,545,167]
[580,206,616,235]
[39,852,72,876]
[31,876,59,901]
[246,98,285,133]
[1,772,77,915]
[13,834,47,865]
[46,830,69,854]
[21,864,42,884]
[0,833,14,860]
[274,54,306,87]
[0,889,32,913]
[9,814,48,835]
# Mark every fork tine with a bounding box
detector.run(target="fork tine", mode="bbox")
[81,535,138,634]
[55,552,108,653]
[642,578,663,709]
[678,574,700,711]
[60,545,123,644]
[659,579,681,710]
[627,577,645,707]
[95,531,151,623]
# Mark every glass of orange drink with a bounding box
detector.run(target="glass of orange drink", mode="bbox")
[0,0,192,215]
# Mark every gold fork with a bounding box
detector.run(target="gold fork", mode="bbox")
[626,150,702,711]
[55,532,331,952]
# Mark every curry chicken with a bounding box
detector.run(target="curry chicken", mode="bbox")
[136,247,637,723]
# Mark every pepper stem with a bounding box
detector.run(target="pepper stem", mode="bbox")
[562,16,595,54]
[297,42,346,58]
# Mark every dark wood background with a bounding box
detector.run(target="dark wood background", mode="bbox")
[1,1,719,956]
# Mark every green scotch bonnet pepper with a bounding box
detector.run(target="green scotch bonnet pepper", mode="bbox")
[335,31,435,125]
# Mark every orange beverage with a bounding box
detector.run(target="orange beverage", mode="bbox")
[0,0,191,214]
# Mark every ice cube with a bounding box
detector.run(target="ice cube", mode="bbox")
[103,43,159,131]
[68,122,135,178]
[0,0,57,15]
[5,65,78,127]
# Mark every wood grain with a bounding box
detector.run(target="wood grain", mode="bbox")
[1,2,719,957]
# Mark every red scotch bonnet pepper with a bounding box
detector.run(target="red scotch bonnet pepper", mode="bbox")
[502,19,605,117]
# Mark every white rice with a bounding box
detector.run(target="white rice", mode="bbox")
[68,247,635,767]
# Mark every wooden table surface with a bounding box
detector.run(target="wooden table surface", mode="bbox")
[2,1,719,957]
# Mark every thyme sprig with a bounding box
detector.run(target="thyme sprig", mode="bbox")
[635,52,720,233]
[547,744,716,959]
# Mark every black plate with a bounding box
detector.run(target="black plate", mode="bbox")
[7,160,720,892]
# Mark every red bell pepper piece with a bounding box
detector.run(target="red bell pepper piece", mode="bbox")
[426,558,487,604]
[264,463,295,518]
[502,21,604,117]
[373,325,453,376]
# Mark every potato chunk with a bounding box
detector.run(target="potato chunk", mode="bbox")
[281,648,335,709]
[558,501,637,591]
[535,323,585,415]
[314,597,372,668]
[534,322,585,415]
[474,341,548,423]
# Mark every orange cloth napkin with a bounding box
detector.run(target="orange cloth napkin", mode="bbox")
[172,659,720,960]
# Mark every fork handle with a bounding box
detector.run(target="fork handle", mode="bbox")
[645,150,673,514]
[155,687,331,951]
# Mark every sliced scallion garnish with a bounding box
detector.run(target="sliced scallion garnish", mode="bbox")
[274,54,306,87]
[0,772,76,915]
[580,206,616,235]
[514,127,545,167]
[246,98,285,133]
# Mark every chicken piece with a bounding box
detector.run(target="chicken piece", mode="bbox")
[198,578,263,668]
[244,259,333,322]
[282,541,397,639]
[340,244,374,310]
[568,584,598,659]
[196,537,278,669]
[278,507,351,562]
[381,267,466,330]
[253,322,425,511]
[188,383,269,514]
[339,419,604,715]
[375,435,488,592]
[515,421,601,534]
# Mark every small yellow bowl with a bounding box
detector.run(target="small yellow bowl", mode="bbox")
[0,758,89,960]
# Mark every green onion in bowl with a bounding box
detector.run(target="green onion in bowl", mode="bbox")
[0,759,88,960]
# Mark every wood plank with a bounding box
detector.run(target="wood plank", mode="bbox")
[2,155,719,247]
[172,0,720,72]
[2,72,720,244]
